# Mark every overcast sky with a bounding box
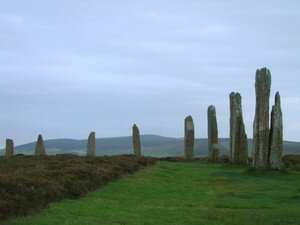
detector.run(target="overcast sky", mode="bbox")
[0,0,300,147]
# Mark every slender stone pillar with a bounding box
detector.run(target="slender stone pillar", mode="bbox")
[132,124,141,156]
[184,115,194,160]
[252,68,271,169]
[208,105,219,161]
[87,132,96,156]
[229,92,248,164]
[269,92,283,169]
[34,135,46,156]
[5,139,14,156]
[230,93,237,163]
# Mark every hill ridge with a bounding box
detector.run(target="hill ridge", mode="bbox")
[1,134,299,157]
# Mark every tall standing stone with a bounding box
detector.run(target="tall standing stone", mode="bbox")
[252,68,271,169]
[87,132,96,156]
[229,92,248,164]
[184,116,195,160]
[34,135,46,156]
[5,139,14,156]
[207,105,219,161]
[132,124,141,157]
[269,92,283,169]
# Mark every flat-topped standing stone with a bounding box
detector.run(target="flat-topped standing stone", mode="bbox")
[184,115,195,160]
[229,92,248,164]
[34,135,46,156]
[5,139,14,156]
[207,105,219,161]
[132,124,141,157]
[269,92,283,169]
[87,132,96,156]
[252,68,271,169]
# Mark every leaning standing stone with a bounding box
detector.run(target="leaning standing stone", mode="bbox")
[184,115,195,160]
[34,134,46,156]
[252,68,271,169]
[87,132,96,156]
[269,92,283,169]
[5,139,14,156]
[132,124,141,157]
[207,105,219,161]
[229,92,248,164]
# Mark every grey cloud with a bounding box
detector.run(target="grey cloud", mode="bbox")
[0,0,300,148]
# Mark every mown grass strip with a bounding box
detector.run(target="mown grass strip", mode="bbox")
[5,161,300,225]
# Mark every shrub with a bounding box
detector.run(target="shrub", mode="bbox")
[0,154,157,220]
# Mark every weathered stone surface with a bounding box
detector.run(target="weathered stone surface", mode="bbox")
[184,115,194,160]
[87,132,96,156]
[132,124,141,157]
[5,139,14,156]
[269,92,283,169]
[34,135,46,156]
[211,143,219,161]
[237,122,248,164]
[229,92,248,164]
[252,68,271,169]
[229,93,236,163]
[207,105,219,161]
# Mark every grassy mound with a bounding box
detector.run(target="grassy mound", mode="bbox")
[6,160,300,225]
[0,155,157,221]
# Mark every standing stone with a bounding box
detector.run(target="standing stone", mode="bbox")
[269,92,283,169]
[87,132,96,157]
[229,93,237,163]
[5,139,14,156]
[184,116,195,160]
[252,68,271,169]
[207,105,219,161]
[229,92,248,164]
[132,124,141,157]
[34,135,46,156]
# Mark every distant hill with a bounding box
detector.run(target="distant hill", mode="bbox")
[0,135,299,157]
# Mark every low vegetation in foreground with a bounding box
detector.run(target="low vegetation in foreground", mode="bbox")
[4,157,300,225]
[0,155,157,221]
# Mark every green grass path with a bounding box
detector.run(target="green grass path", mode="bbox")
[7,161,300,225]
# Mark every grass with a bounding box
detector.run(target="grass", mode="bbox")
[0,155,156,220]
[5,161,300,225]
